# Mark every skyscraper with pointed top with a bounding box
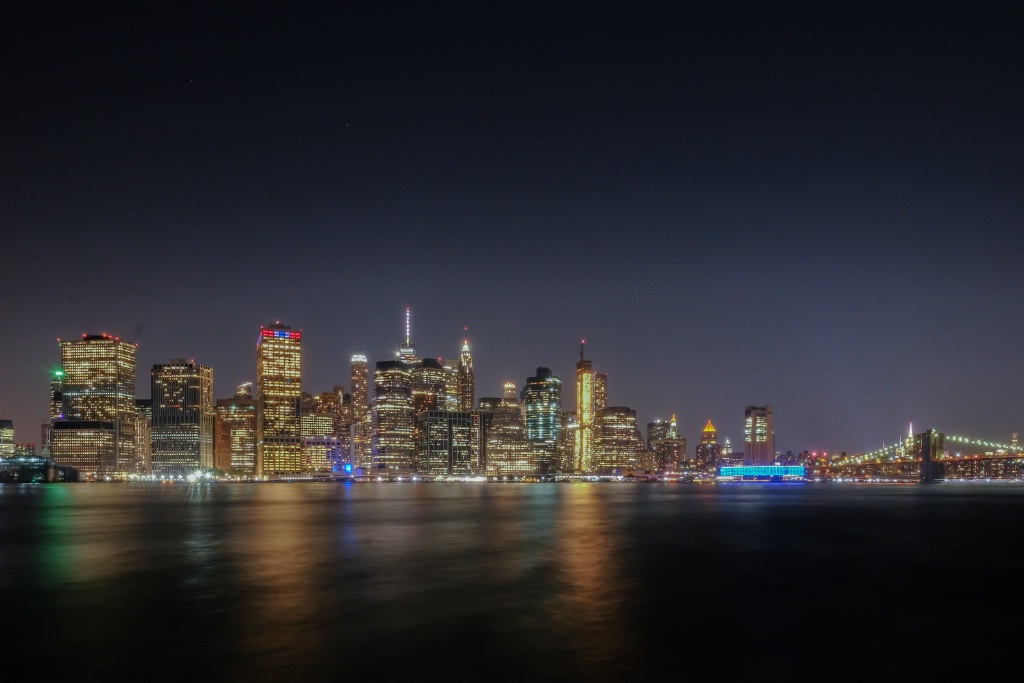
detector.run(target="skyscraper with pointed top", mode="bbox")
[695,419,721,474]
[458,340,474,411]
[574,340,594,472]
[398,306,417,365]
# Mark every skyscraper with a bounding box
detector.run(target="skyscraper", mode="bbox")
[256,323,303,476]
[214,383,257,475]
[372,360,415,475]
[151,360,214,475]
[574,342,595,472]
[743,405,775,466]
[134,398,153,474]
[415,410,479,476]
[522,367,562,473]
[593,406,646,473]
[398,306,417,365]
[350,354,371,471]
[486,382,531,475]
[50,333,137,477]
[695,419,722,474]
[458,340,474,412]
[594,372,608,413]
[0,420,13,457]
[412,358,447,416]
[649,414,687,473]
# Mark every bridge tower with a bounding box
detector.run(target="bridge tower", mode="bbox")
[917,429,945,483]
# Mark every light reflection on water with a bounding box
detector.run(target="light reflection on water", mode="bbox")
[3,481,1024,681]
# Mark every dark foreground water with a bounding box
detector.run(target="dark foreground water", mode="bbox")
[2,481,1023,682]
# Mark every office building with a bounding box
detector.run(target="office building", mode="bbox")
[650,414,687,473]
[0,420,13,457]
[522,367,562,474]
[135,398,152,475]
[51,333,137,477]
[458,341,475,412]
[350,354,372,471]
[151,360,214,475]
[593,406,646,473]
[256,323,303,476]
[574,342,595,473]
[744,405,775,466]
[415,410,482,476]
[214,383,257,475]
[594,372,608,413]
[695,419,722,473]
[372,360,415,475]
[486,382,532,475]
[412,358,447,416]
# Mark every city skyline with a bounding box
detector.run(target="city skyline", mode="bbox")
[2,2,1021,453]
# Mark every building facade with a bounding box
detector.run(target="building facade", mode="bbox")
[256,324,303,476]
[151,360,214,475]
[372,360,415,475]
[214,383,257,475]
[744,405,775,466]
[574,343,595,472]
[593,406,646,473]
[50,333,137,477]
[695,419,722,474]
[522,367,562,474]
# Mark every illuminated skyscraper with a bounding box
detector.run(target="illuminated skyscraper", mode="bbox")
[0,420,13,457]
[151,360,214,475]
[593,406,646,473]
[256,323,303,476]
[743,405,774,466]
[412,358,447,416]
[522,367,562,473]
[458,341,474,412]
[695,419,722,473]
[372,360,415,475]
[486,382,532,475]
[647,419,671,451]
[51,333,137,477]
[649,414,686,473]
[50,370,63,421]
[134,398,152,475]
[594,372,608,413]
[300,390,349,473]
[415,410,481,476]
[350,354,372,470]
[574,342,595,472]
[214,383,257,475]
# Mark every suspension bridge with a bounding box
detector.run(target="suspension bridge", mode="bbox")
[830,428,1023,481]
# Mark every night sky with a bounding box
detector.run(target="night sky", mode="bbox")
[2,1,1022,455]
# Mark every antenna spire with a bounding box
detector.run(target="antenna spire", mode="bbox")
[405,306,411,346]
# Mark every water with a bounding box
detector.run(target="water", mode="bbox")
[3,481,1022,681]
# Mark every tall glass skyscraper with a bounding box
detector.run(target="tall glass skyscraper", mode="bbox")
[256,323,303,476]
[372,360,415,475]
[522,367,561,472]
